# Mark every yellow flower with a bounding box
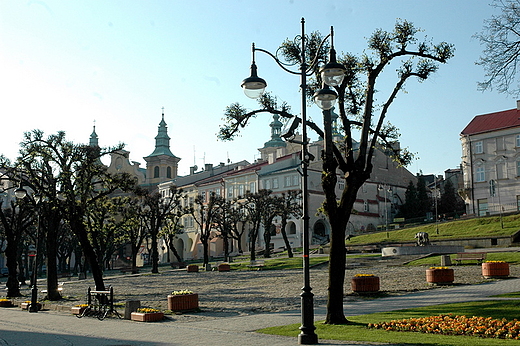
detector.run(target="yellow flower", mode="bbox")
[429,266,450,270]
[171,290,194,295]
[137,307,161,313]
[354,274,375,277]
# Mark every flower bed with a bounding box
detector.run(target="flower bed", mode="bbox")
[168,291,198,311]
[131,308,164,322]
[0,299,13,307]
[426,267,454,284]
[369,314,520,340]
[71,304,88,315]
[20,301,42,311]
[482,261,509,279]
[351,274,380,293]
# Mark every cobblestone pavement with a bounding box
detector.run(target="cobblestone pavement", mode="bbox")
[3,254,517,323]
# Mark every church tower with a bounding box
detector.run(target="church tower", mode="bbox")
[258,114,288,161]
[143,109,180,188]
[89,122,99,147]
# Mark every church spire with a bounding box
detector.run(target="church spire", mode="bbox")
[263,114,286,148]
[146,108,177,158]
[89,120,99,147]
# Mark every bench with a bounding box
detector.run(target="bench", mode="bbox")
[120,267,139,274]
[454,252,486,265]
[246,260,265,270]
[76,286,121,320]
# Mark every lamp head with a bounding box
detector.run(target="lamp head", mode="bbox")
[14,186,27,199]
[314,84,338,110]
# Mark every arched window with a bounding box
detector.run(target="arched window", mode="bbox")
[167,166,172,178]
[154,166,160,178]
[288,222,296,235]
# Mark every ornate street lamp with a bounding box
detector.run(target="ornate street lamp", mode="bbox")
[242,18,344,345]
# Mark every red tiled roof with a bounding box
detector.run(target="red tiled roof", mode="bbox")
[461,108,520,135]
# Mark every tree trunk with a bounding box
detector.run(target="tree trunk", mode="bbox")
[280,220,294,258]
[151,229,159,273]
[263,228,272,258]
[72,216,105,291]
[5,241,21,297]
[45,226,61,301]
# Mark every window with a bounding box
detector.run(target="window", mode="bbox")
[153,166,160,178]
[167,166,172,178]
[292,175,299,186]
[475,141,483,154]
[338,179,345,190]
[201,191,206,202]
[363,201,369,212]
[285,176,291,187]
[227,187,233,198]
[489,180,496,197]
[249,182,256,193]
[238,184,245,196]
[476,166,485,182]
[265,179,271,190]
[517,161,520,177]
[517,135,520,147]
[496,162,506,179]
[272,178,279,189]
[517,196,520,211]
[478,199,488,217]
[496,137,505,151]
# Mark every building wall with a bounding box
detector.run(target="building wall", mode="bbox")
[461,127,520,216]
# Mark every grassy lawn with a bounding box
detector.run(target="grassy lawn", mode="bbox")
[229,256,329,270]
[347,214,520,246]
[406,252,520,266]
[260,300,520,345]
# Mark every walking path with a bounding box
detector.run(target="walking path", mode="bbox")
[0,278,519,345]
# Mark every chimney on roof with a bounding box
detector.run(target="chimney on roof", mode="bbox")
[517,100,520,110]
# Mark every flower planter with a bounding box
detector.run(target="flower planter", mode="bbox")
[20,302,42,311]
[167,293,199,311]
[351,276,380,293]
[482,262,510,279]
[130,311,164,322]
[0,300,13,307]
[186,264,199,272]
[426,267,454,284]
[217,263,230,272]
[71,306,87,315]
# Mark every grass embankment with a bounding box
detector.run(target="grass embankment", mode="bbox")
[407,252,520,266]
[260,300,520,345]
[347,214,520,245]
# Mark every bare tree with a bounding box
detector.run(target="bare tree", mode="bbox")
[220,20,453,324]
[475,0,520,95]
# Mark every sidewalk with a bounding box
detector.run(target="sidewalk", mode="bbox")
[0,278,519,345]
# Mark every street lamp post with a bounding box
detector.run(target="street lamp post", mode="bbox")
[242,18,344,345]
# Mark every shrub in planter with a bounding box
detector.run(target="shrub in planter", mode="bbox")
[482,261,510,279]
[426,267,454,284]
[351,274,380,293]
[167,290,199,311]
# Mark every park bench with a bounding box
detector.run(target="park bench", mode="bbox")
[246,260,265,270]
[170,262,187,269]
[120,266,139,274]
[76,286,121,320]
[454,252,486,265]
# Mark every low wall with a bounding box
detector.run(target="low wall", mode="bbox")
[381,245,464,257]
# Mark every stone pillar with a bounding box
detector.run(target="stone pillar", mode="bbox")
[124,300,141,320]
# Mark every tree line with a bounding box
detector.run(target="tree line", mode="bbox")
[0,130,301,300]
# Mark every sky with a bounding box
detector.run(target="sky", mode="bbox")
[0,0,515,177]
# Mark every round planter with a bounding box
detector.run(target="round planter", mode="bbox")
[351,276,380,293]
[217,264,230,272]
[482,262,510,279]
[426,268,454,284]
[0,300,13,307]
[130,311,164,322]
[186,264,199,272]
[167,293,199,311]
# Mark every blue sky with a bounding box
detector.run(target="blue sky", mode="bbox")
[0,0,514,177]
